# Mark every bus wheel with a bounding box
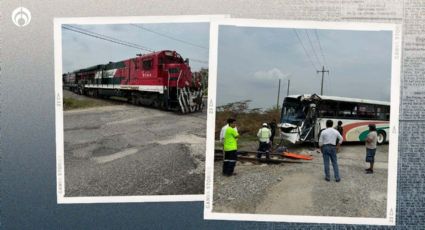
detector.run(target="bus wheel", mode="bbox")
[377,131,386,145]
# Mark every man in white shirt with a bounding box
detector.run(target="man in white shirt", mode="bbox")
[319,120,343,182]
[220,118,237,143]
[257,123,272,159]
[219,124,228,143]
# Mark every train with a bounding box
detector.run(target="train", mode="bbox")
[63,50,204,113]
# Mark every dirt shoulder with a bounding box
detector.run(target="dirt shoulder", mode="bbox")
[63,90,124,110]
[213,144,388,217]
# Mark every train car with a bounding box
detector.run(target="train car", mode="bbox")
[63,50,204,113]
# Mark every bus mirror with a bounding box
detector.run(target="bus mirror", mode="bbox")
[185,58,189,64]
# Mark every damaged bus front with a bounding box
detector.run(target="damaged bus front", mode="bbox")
[279,94,321,144]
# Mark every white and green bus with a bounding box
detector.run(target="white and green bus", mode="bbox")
[279,94,390,144]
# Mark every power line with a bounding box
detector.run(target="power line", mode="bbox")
[65,25,154,52]
[130,24,208,50]
[312,29,331,95]
[63,25,154,52]
[317,66,329,95]
[314,30,328,67]
[305,30,323,68]
[188,58,208,64]
[62,25,208,64]
[293,29,319,71]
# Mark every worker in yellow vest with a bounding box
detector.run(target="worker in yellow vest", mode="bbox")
[257,123,272,159]
[223,118,239,176]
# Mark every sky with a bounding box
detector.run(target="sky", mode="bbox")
[62,23,209,73]
[216,26,393,109]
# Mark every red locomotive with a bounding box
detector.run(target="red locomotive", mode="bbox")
[63,50,204,113]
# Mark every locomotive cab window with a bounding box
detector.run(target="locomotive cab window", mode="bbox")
[134,60,140,69]
[142,59,153,70]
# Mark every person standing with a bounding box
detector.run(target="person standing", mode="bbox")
[365,124,378,174]
[220,118,237,142]
[319,120,343,182]
[269,119,277,145]
[223,118,239,176]
[219,121,229,143]
[335,120,344,152]
[257,123,272,159]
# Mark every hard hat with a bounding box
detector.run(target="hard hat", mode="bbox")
[262,123,268,127]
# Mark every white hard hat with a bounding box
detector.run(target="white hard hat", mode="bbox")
[262,123,267,127]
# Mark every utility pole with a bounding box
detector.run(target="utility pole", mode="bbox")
[287,79,290,96]
[277,79,281,109]
[317,66,329,95]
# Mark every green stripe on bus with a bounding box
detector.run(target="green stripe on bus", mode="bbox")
[358,127,389,141]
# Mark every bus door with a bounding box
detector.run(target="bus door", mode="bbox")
[300,102,317,142]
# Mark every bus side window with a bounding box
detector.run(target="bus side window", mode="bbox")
[338,102,356,118]
[376,105,387,120]
[352,106,357,117]
[385,106,390,120]
[358,104,376,120]
[318,101,336,117]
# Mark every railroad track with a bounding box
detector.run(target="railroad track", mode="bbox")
[214,149,308,164]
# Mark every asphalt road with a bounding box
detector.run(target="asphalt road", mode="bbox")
[64,103,206,196]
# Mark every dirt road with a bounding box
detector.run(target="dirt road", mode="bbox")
[213,144,388,217]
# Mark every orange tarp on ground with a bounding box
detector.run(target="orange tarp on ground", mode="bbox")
[282,152,313,160]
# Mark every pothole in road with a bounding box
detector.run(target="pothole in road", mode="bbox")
[155,133,205,145]
[92,136,132,157]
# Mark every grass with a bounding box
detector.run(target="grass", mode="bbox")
[215,101,283,152]
[63,97,118,111]
[216,103,280,138]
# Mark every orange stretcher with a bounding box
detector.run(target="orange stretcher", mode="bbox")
[282,151,313,160]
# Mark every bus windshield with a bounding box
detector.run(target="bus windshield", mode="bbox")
[280,99,306,125]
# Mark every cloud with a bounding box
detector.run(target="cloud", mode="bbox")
[253,68,289,81]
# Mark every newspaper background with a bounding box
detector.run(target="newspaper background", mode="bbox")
[0,0,423,228]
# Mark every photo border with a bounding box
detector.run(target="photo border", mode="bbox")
[54,14,228,204]
[204,18,401,226]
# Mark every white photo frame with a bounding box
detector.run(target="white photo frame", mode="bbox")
[54,15,228,204]
[204,18,401,226]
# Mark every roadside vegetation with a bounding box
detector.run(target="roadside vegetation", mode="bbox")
[63,96,122,111]
[215,100,280,144]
